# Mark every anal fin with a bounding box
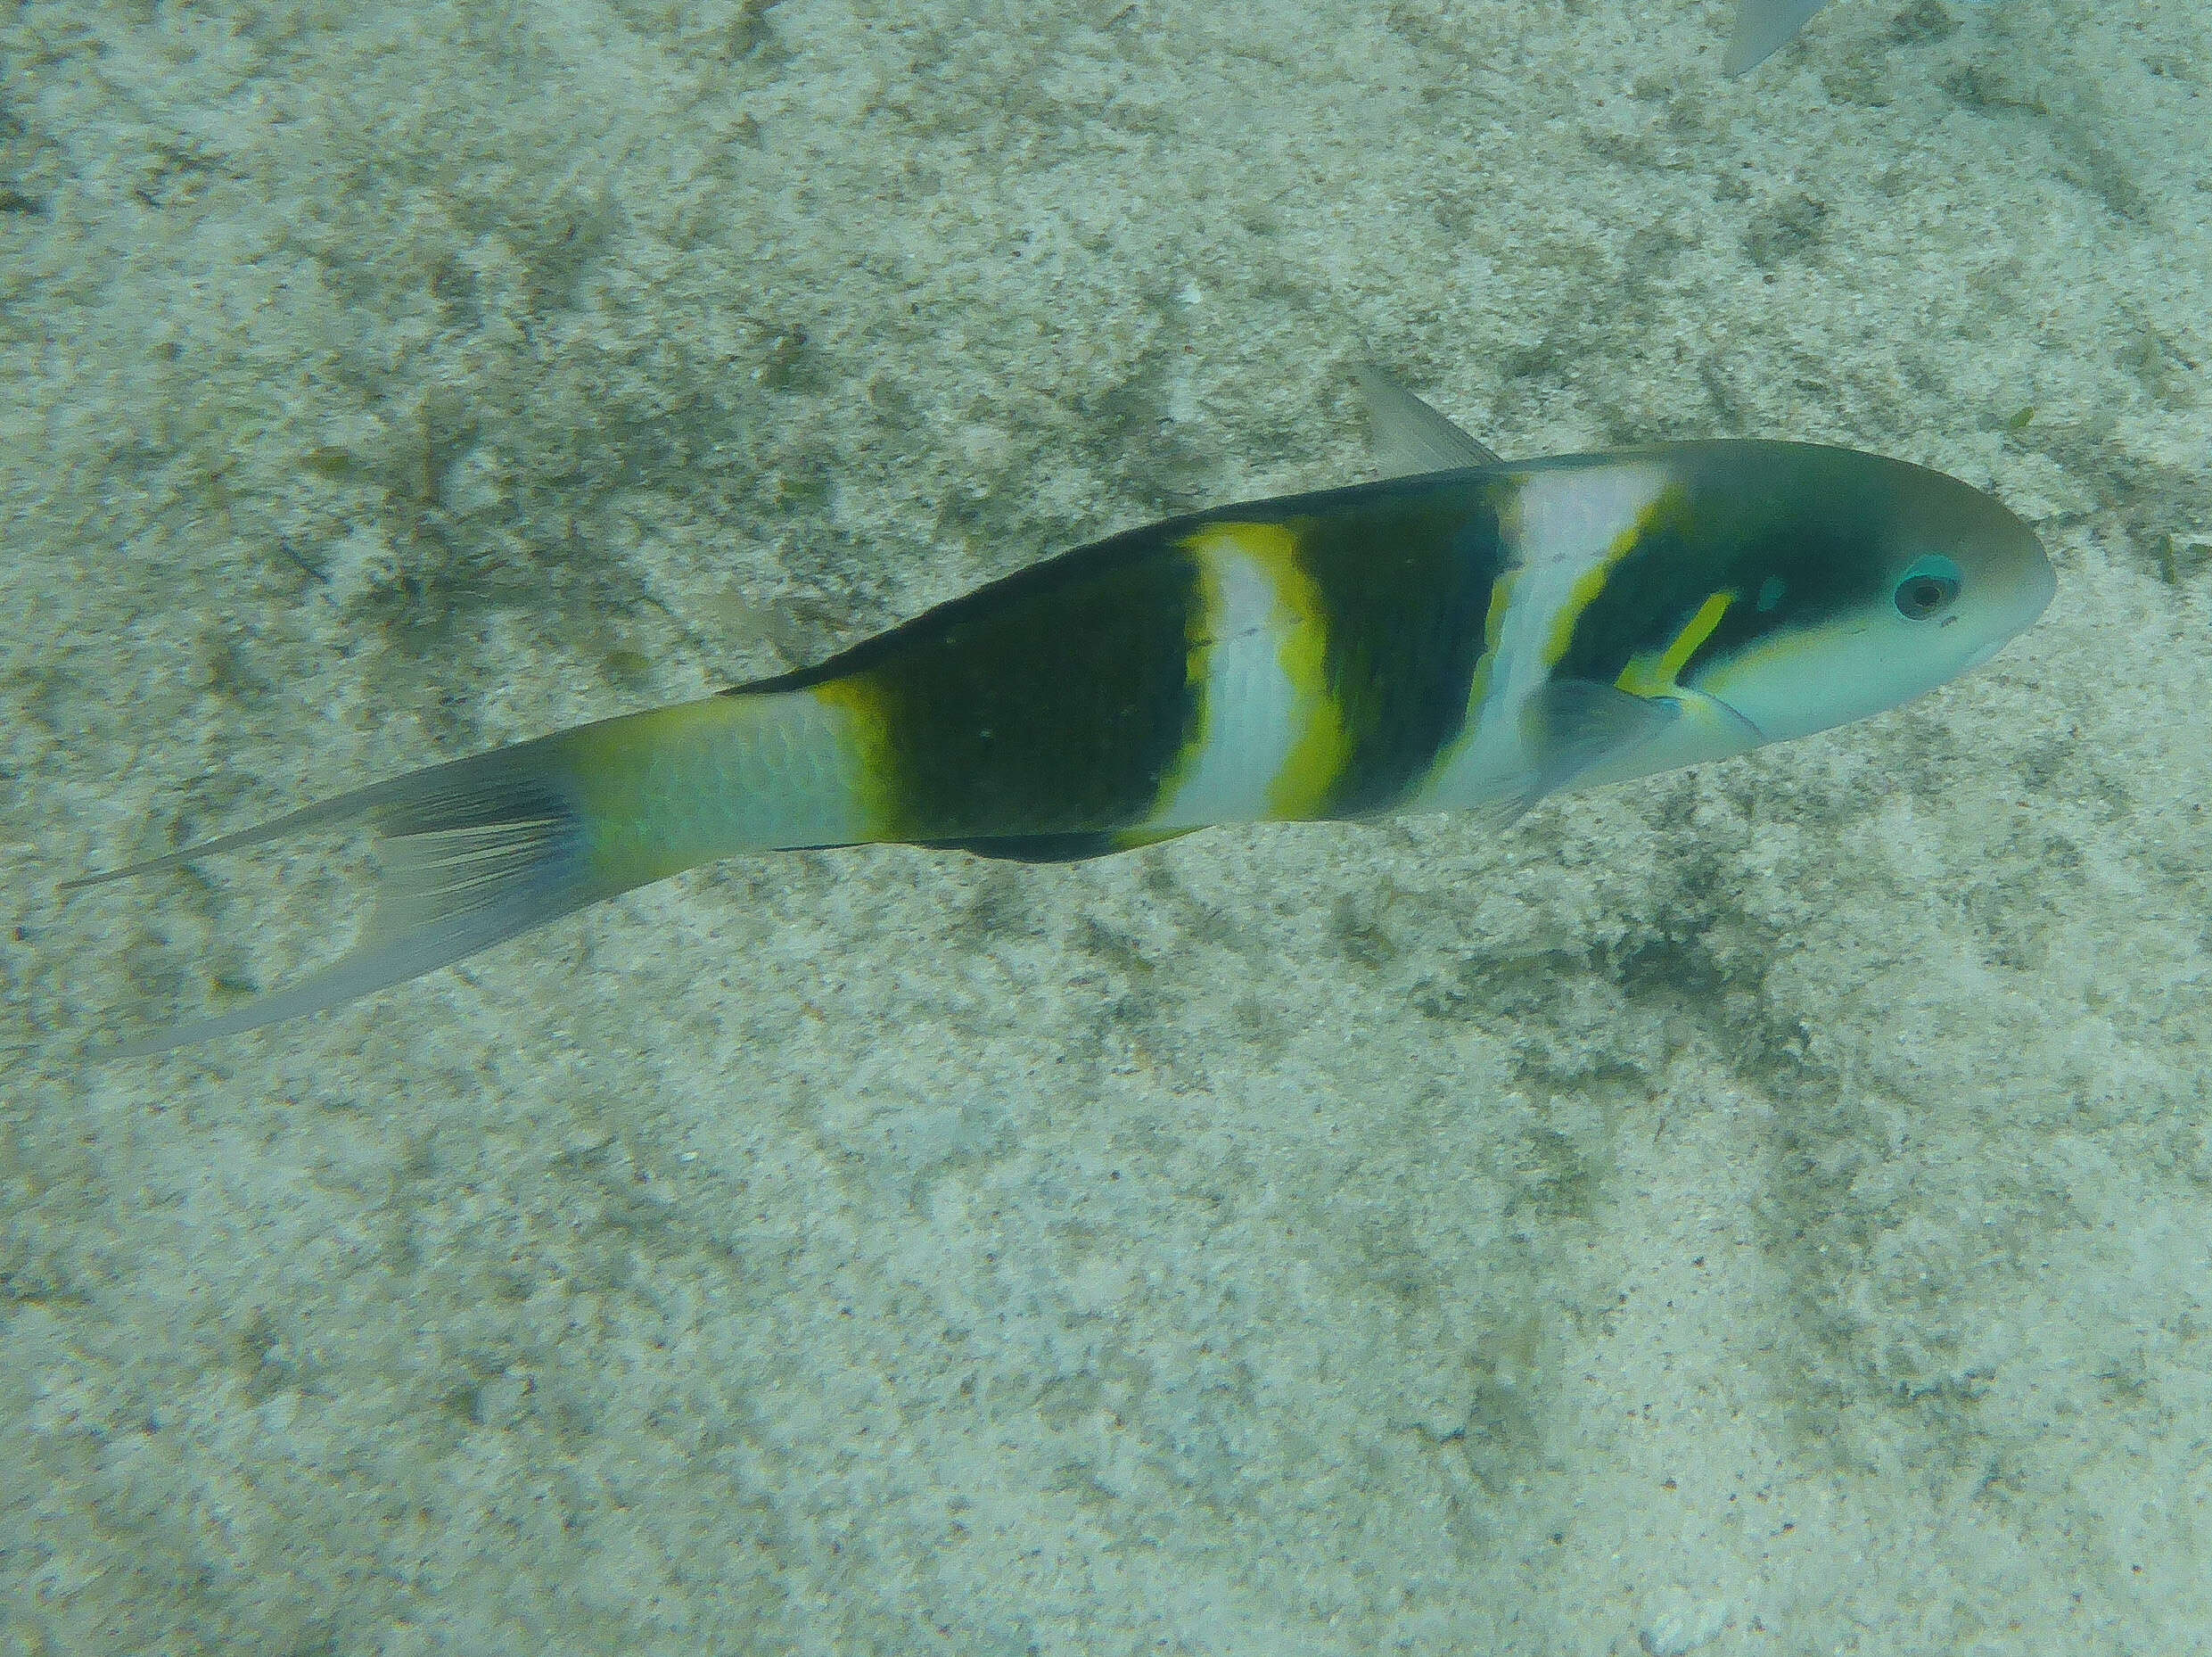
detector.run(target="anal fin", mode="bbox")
[918,827,1199,864]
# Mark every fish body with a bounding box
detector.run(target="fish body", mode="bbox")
[74,385,2053,1053]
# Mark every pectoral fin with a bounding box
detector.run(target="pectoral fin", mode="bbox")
[1520,679,1682,796]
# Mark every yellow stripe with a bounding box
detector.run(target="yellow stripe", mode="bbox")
[808,674,898,837]
[1467,567,1516,721]
[1616,589,1736,698]
[1416,567,1517,793]
[1541,483,1694,668]
[1181,520,1348,820]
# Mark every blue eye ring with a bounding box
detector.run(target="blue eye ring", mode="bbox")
[1894,554,1963,621]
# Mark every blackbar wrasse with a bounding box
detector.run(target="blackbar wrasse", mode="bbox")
[72,374,2053,1054]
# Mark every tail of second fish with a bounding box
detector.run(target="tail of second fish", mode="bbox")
[69,691,873,1057]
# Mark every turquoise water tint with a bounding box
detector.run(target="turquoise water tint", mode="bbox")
[5,2,2208,1652]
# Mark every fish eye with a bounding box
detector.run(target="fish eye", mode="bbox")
[1893,555,1962,621]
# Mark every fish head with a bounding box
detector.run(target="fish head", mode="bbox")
[1651,442,2055,746]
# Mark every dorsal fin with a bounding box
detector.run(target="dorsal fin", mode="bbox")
[1725,0,1830,74]
[1356,366,1503,478]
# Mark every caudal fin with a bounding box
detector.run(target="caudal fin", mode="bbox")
[69,733,624,1058]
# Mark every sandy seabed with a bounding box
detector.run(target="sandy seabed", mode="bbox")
[5,1,2212,1652]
